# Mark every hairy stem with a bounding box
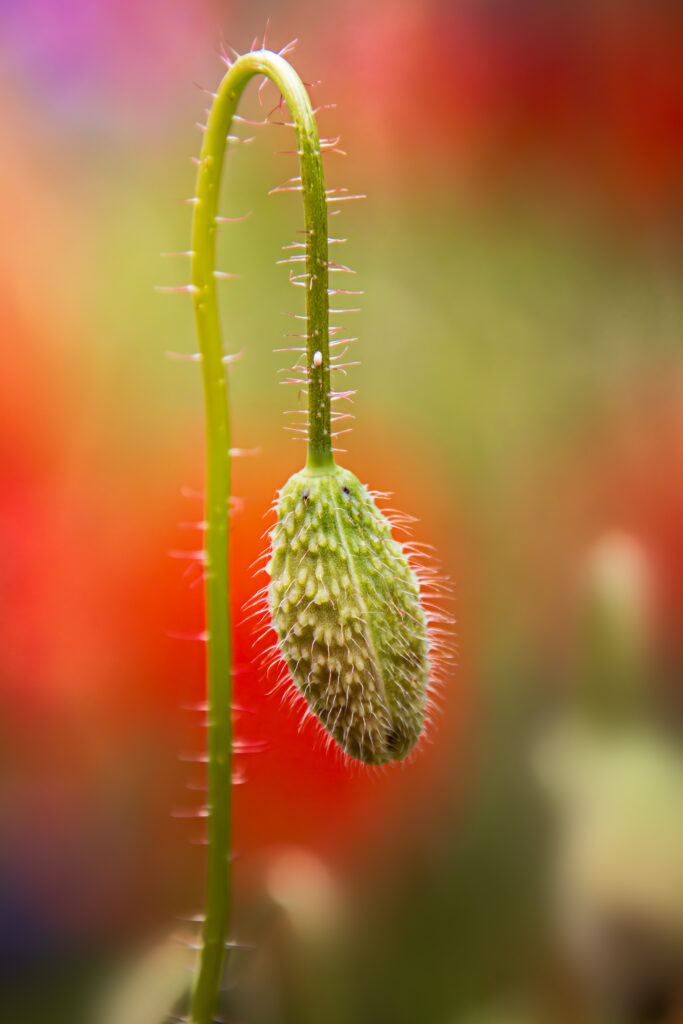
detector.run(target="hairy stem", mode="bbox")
[189,49,333,1024]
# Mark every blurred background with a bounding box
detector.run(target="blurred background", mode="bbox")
[0,1,681,1022]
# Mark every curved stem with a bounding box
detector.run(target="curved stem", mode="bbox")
[189,49,333,1024]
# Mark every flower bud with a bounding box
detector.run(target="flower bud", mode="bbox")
[267,466,430,764]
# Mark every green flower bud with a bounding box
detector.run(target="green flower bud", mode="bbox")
[267,465,431,765]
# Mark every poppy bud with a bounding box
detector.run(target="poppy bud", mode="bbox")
[267,466,431,764]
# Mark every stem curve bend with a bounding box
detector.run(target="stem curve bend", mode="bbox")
[189,49,333,1024]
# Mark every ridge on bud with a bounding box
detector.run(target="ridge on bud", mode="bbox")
[267,465,430,765]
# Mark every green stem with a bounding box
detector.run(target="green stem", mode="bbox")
[189,49,333,1024]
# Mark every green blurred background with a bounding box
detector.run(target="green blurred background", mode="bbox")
[0,1,681,1022]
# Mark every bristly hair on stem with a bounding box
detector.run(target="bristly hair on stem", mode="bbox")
[177,37,449,1024]
[188,46,334,1024]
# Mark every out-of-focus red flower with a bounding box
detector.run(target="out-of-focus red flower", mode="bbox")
[316,0,683,217]
[0,308,465,938]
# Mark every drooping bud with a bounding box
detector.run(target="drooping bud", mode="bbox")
[267,465,430,765]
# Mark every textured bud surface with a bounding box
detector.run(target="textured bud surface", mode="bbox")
[267,466,430,765]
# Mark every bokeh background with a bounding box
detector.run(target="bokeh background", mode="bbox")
[1,1,682,1022]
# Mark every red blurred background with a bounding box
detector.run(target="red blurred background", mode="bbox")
[1,2,681,1022]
